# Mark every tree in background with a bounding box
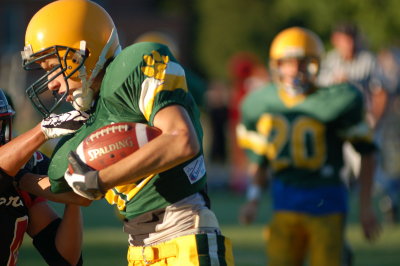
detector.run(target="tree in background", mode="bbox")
[192,0,400,80]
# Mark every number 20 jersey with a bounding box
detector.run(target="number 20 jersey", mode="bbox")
[237,83,376,214]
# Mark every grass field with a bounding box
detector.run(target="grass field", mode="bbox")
[19,188,400,266]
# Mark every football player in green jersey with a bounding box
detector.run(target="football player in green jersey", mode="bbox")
[237,27,381,266]
[20,0,234,265]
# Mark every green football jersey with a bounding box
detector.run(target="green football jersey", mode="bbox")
[48,42,206,219]
[237,83,376,188]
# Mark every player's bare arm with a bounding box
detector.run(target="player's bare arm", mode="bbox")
[98,104,200,191]
[239,163,268,225]
[27,201,83,265]
[53,204,83,266]
[0,124,46,176]
[359,152,381,241]
[0,110,88,176]
[19,173,91,206]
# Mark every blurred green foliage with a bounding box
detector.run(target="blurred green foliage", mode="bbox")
[186,0,400,79]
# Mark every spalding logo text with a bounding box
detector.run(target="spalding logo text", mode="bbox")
[88,137,134,161]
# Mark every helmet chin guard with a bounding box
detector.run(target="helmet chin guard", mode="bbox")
[72,87,94,111]
[72,28,121,112]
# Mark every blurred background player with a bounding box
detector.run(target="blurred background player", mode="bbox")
[318,22,387,126]
[317,22,387,265]
[372,47,400,224]
[237,27,380,266]
[20,0,234,265]
[318,22,387,185]
[0,88,84,266]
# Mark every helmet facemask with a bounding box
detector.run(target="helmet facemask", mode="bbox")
[274,57,320,96]
[0,90,15,145]
[22,45,87,117]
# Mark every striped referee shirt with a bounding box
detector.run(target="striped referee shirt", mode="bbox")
[317,49,382,95]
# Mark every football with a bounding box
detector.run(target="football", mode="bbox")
[75,122,162,170]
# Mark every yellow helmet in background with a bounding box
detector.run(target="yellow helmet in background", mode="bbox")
[269,27,324,94]
[135,31,179,59]
[22,0,121,117]
[270,27,324,61]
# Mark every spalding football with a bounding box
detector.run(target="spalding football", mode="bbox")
[75,122,162,170]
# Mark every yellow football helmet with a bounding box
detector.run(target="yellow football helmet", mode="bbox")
[269,27,324,95]
[21,0,121,117]
[135,31,179,59]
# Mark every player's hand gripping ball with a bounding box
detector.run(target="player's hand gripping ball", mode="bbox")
[65,122,162,200]
[74,122,162,171]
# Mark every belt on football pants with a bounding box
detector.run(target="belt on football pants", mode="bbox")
[128,242,177,262]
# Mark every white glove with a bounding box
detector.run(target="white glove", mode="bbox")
[41,110,89,139]
[64,151,104,200]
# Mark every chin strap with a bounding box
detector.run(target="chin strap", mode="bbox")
[73,27,122,111]
[72,88,94,111]
[88,27,121,88]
